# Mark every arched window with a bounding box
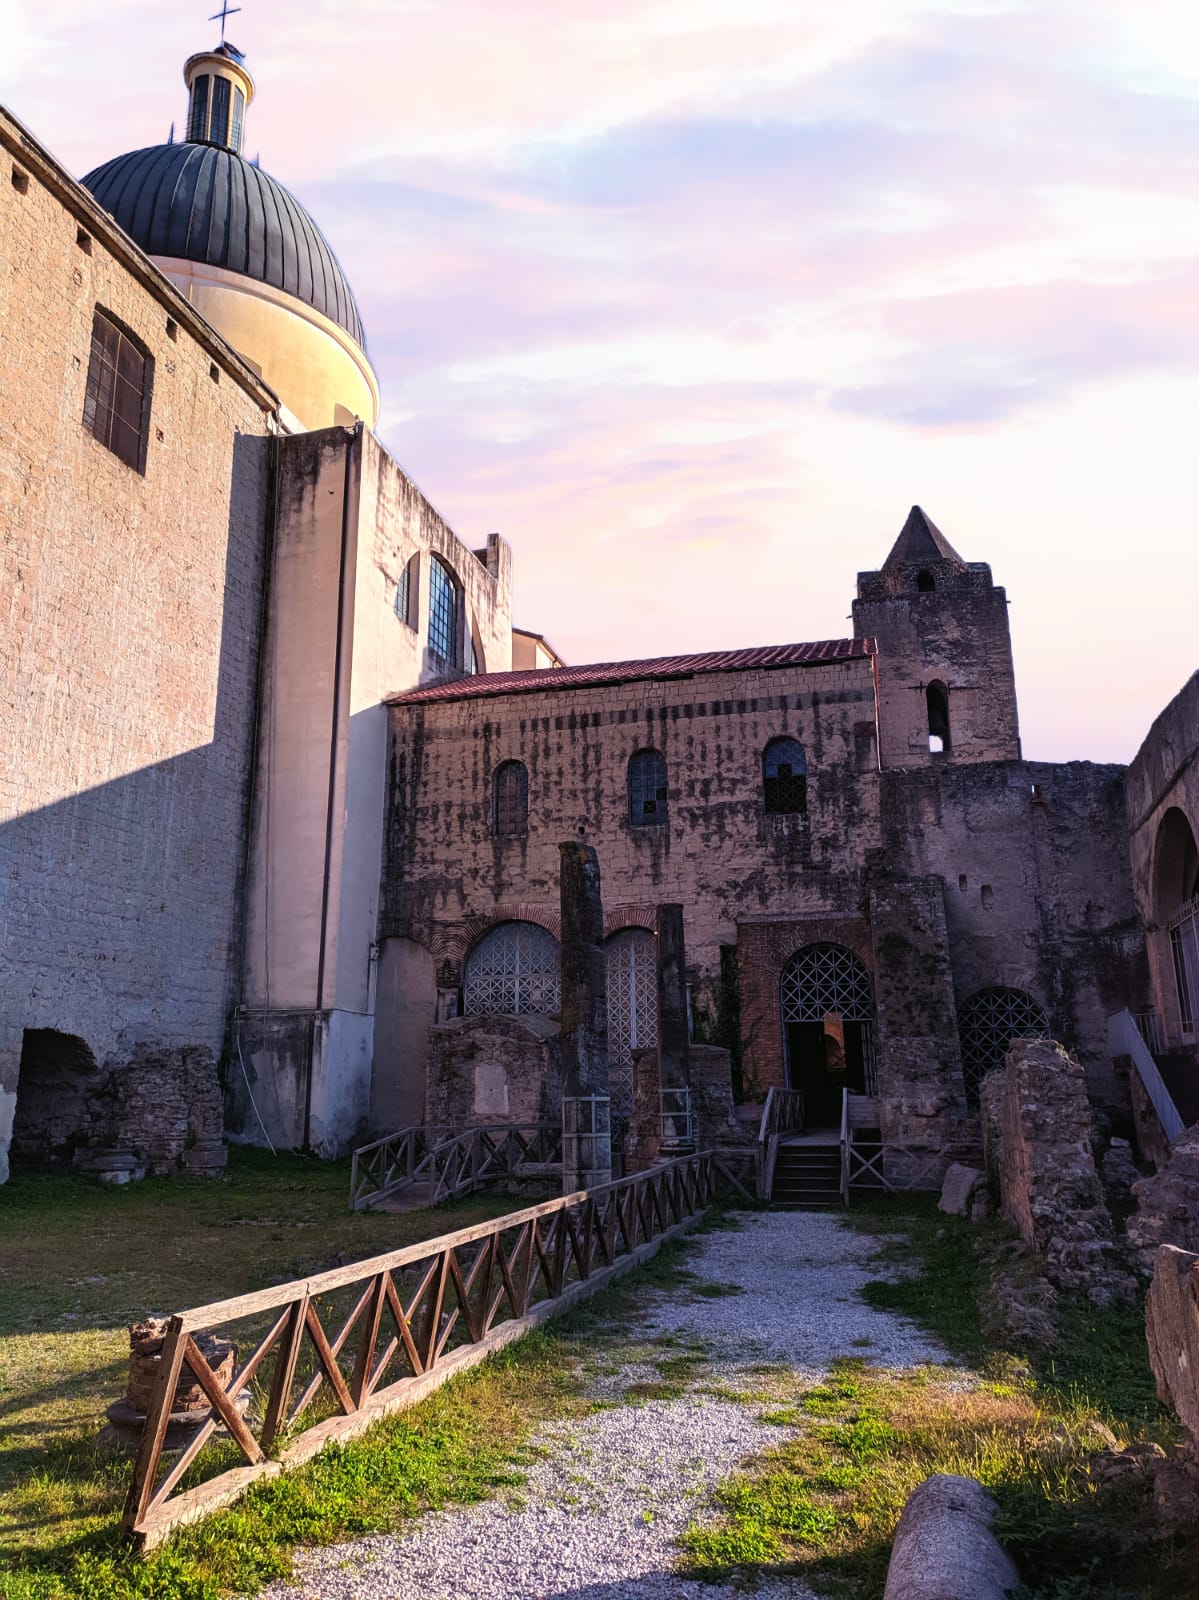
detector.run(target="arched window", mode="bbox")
[1155,808,1199,1039]
[927,680,950,754]
[628,748,668,827]
[916,569,936,593]
[957,987,1050,1101]
[763,737,807,815]
[463,922,560,1016]
[606,929,658,1118]
[428,556,458,662]
[493,761,529,837]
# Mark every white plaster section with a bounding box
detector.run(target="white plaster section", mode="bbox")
[0,1087,16,1183]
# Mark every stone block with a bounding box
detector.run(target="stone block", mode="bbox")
[1146,1244,1199,1443]
[1128,1126,1199,1275]
[938,1162,985,1216]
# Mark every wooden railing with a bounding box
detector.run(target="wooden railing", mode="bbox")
[1109,1008,1184,1145]
[350,1122,560,1210]
[756,1086,804,1199]
[121,1152,720,1550]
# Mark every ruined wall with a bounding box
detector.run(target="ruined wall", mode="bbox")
[0,113,274,1180]
[425,1015,561,1128]
[1125,672,1199,1048]
[878,760,1146,1107]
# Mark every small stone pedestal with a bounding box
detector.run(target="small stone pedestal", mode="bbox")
[563,1095,612,1192]
[100,1318,238,1452]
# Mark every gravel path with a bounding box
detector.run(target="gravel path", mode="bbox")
[262,1211,947,1600]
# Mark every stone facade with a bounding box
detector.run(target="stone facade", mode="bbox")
[425,1014,561,1130]
[1128,1127,1199,1274]
[0,110,274,1182]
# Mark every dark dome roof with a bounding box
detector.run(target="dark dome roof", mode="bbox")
[82,142,366,349]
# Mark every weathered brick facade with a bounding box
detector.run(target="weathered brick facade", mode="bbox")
[0,111,275,1179]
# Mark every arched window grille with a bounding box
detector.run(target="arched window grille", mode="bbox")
[463,922,560,1016]
[763,736,807,815]
[927,680,950,754]
[957,987,1050,1101]
[493,761,529,837]
[628,748,668,827]
[780,942,876,1093]
[429,556,458,662]
[606,929,658,1117]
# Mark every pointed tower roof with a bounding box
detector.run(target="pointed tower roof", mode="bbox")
[883,506,964,569]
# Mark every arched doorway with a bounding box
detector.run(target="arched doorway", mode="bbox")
[606,928,658,1119]
[957,987,1050,1102]
[1154,808,1199,1040]
[780,944,875,1123]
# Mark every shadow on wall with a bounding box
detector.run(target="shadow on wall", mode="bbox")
[0,434,271,1182]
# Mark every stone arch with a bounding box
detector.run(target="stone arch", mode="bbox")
[603,903,657,938]
[1153,806,1199,924]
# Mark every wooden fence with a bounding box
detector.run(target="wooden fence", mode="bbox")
[121,1151,721,1550]
[349,1122,562,1210]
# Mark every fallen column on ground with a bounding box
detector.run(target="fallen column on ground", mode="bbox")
[883,1473,1019,1600]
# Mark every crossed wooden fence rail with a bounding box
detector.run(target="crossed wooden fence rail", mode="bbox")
[349,1122,562,1210]
[121,1151,721,1550]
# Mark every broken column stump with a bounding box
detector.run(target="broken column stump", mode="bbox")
[102,1318,238,1452]
[559,841,612,1192]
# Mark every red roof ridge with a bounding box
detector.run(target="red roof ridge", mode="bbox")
[388,637,876,708]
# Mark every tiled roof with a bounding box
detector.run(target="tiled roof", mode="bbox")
[389,638,875,707]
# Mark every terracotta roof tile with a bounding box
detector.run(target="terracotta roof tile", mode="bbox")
[388,638,875,707]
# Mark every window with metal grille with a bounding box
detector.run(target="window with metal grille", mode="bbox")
[210,75,231,145]
[230,86,245,152]
[628,748,668,826]
[780,942,876,1093]
[428,556,458,661]
[1170,901,1199,1039]
[957,987,1050,1101]
[82,310,151,472]
[493,761,529,837]
[188,75,210,141]
[763,736,807,814]
[463,922,560,1016]
[606,929,657,1117]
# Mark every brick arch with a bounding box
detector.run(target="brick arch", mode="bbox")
[450,904,562,974]
[604,904,657,938]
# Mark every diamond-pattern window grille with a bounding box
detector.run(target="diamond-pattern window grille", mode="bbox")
[463,922,560,1017]
[958,987,1050,1099]
[628,748,668,827]
[763,736,807,815]
[606,929,657,1117]
[493,761,529,837]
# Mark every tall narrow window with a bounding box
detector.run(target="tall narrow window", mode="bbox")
[763,736,807,814]
[493,761,529,837]
[927,680,950,753]
[230,86,246,152]
[188,74,210,141]
[209,74,231,146]
[428,556,458,661]
[82,310,151,472]
[395,551,419,629]
[628,748,668,827]
[916,569,935,593]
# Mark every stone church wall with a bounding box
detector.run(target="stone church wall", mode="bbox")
[878,760,1146,1110]
[0,114,275,1179]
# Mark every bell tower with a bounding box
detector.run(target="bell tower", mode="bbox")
[853,507,1021,768]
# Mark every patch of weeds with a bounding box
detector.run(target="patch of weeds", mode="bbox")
[691,1281,744,1299]
[759,1408,801,1427]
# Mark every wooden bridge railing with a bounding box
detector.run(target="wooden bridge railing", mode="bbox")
[121,1151,721,1551]
[350,1122,561,1210]
[756,1086,804,1199]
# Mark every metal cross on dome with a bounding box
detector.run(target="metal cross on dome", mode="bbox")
[208,2,242,45]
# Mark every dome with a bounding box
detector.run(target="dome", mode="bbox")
[81,142,366,350]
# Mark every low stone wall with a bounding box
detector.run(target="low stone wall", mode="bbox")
[425,1014,561,1129]
[1128,1127,1199,1275]
[982,1038,1132,1303]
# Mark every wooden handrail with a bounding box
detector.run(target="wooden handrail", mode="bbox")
[1108,1008,1184,1145]
[121,1151,722,1550]
[350,1122,560,1210]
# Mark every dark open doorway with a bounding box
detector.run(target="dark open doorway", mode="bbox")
[9,1028,101,1171]
[780,944,876,1127]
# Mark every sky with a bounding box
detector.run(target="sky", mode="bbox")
[5,0,1198,762]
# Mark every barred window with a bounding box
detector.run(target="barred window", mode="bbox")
[429,556,457,661]
[763,736,807,814]
[188,75,210,141]
[463,922,560,1016]
[82,310,151,472]
[958,987,1050,1101]
[210,74,231,145]
[629,748,668,827]
[230,86,246,152]
[493,760,529,837]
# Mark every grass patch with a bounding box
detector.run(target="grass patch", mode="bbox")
[679,1199,1187,1598]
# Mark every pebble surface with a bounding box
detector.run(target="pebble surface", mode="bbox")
[261,1211,947,1600]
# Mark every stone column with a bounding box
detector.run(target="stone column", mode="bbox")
[559,842,612,1191]
[656,903,693,1151]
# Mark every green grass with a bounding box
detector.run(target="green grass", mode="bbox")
[678,1200,1188,1599]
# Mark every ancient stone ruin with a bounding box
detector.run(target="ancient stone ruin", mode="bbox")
[1128,1126,1199,1276]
